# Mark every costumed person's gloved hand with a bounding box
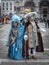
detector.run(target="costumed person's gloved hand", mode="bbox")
[24,32,28,41]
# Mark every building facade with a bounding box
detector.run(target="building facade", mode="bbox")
[1,0,15,15]
[0,0,1,22]
[1,0,49,19]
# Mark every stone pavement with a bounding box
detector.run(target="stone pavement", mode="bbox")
[0,22,49,64]
[0,62,49,65]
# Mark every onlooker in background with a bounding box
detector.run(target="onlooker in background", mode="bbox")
[47,19,49,28]
[44,18,47,28]
[40,18,43,22]
[4,15,7,24]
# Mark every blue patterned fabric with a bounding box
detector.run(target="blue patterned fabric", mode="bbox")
[8,24,24,60]
[8,43,15,59]
[14,24,24,60]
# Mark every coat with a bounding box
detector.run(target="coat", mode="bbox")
[22,21,39,58]
[35,22,44,52]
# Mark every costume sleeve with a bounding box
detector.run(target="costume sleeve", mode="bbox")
[9,29,17,45]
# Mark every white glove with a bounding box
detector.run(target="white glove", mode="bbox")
[24,35,28,41]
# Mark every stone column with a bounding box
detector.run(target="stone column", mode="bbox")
[0,3,1,22]
[33,0,40,18]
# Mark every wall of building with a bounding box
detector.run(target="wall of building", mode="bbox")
[1,0,15,15]
[0,0,1,22]
[1,0,49,19]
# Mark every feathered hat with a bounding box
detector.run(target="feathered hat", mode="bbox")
[24,8,31,14]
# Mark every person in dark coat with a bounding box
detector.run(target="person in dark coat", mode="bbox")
[47,19,49,28]
[35,22,44,52]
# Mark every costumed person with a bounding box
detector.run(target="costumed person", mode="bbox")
[35,22,44,52]
[22,9,39,59]
[4,15,7,24]
[8,15,24,60]
[24,9,44,53]
[23,9,38,59]
[7,14,25,60]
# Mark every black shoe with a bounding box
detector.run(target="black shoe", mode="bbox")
[32,56,37,60]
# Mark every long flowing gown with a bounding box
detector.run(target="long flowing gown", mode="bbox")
[8,23,25,60]
[7,14,25,60]
[14,24,24,60]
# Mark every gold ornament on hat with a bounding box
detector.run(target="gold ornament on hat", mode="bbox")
[24,9,31,14]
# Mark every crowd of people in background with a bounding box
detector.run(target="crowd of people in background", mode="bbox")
[43,18,49,28]
[0,13,49,28]
[34,17,49,28]
[0,13,12,24]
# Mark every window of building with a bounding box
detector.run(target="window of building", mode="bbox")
[2,2,4,10]
[16,1,19,3]
[6,2,8,10]
[16,1,19,5]
[10,2,12,10]
[21,0,23,1]
[20,0,23,4]
[0,6,1,21]
[20,0,23,2]
[14,6,16,11]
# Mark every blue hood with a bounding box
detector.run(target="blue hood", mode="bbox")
[11,14,21,23]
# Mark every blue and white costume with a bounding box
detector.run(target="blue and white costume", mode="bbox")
[7,14,25,60]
